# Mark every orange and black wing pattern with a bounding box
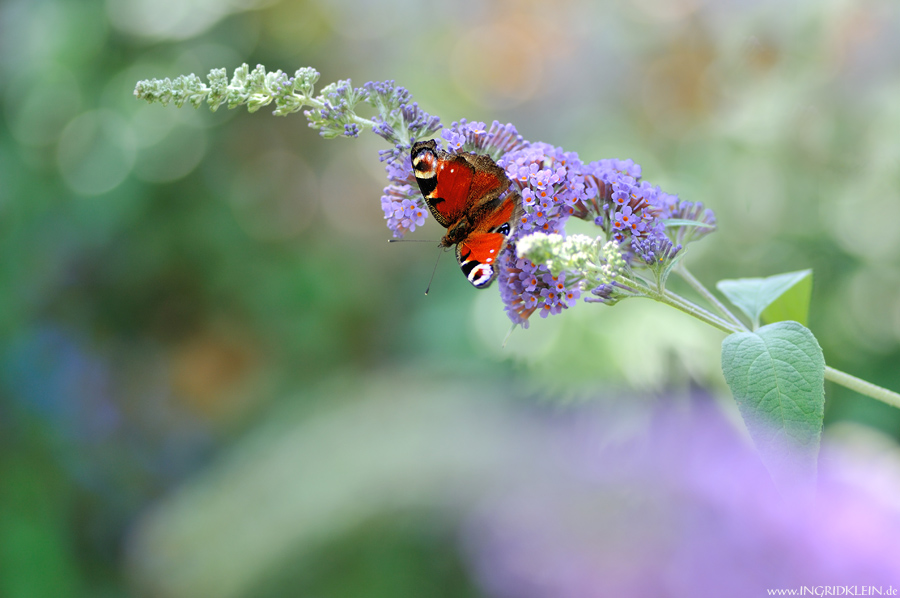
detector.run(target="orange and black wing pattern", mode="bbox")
[410,140,522,288]
[411,140,507,227]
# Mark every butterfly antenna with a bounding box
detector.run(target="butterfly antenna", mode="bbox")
[388,239,439,243]
[386,238,444,294]
[424,247,443,295]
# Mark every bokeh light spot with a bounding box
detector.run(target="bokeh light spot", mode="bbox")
[57,109,136,196]
[228,150,319,241]
[450,20,544,109]
[133,109,207,184]
[105,0,267,40]
[4,68,83,147]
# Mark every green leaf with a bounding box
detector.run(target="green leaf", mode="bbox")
[761,271,812,326]
[721,321,825,495]
[662,218,716,229]
[716,269,812,329]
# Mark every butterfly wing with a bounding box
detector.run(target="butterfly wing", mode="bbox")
[411,140,522,288]
[411,140,507,229]
[459,152,509,209]
[456,232,507,288]
[455,194,523,288]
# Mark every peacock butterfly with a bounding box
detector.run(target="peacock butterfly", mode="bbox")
[410,140,523,288]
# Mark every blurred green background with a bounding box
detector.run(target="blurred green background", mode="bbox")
[2,0,900,596]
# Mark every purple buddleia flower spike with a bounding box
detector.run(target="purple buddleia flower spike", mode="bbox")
[353,79,716,322]
[498,254,550,328]
[361,80,442,237]
[631,222,683,266]
[670,200,718,245]
[442,120,529,159]
[138,66,720,325]
[381,185,425,238]
[365,80,441,148]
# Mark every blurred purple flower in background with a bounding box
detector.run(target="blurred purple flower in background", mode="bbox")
[124,384,900,598]
[2,325,213,497]
[461,405,900,598]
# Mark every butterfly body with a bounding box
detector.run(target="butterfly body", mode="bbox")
[411,140,522,288]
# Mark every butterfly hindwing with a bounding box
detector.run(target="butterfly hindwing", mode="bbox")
[456,231,507,288]
[455,196,522,288]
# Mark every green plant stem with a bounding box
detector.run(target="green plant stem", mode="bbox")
[642,285,740,335]
[661,289,738,332]
[676,266,748,331]
[824,367,900,410]
[619,273,736,333]
[656,270,900,410]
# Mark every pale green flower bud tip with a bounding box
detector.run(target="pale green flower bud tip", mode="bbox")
[517,233,564,273]
[517,233,604,277]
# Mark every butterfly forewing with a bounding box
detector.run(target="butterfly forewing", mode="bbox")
[412,141,473,227]
[429,156,476,226]
[463,153,508,203]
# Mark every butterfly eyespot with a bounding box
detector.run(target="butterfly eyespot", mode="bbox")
[468,264,494,287]
[413,151,437,176]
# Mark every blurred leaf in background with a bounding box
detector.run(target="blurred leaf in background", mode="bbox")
[126,377,900,597]
[2,0,900,595]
